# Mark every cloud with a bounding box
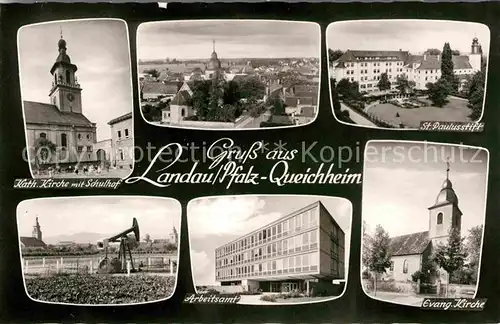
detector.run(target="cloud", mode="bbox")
[191,250,216,286]
[188,196,284,238]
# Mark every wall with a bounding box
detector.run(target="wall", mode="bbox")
[177,119,236,129]
[110,117,134,168]
[318,202,345,279]
[389,254,421,282]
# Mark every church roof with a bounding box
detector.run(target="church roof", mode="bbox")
[170,90,191,106]
[389,231,430,256]
[23,101,94,127]
[20,236,47,248]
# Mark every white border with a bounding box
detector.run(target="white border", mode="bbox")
[136,20,321,131]
[17,18,136,179]
[16,195,182,307]
[326,19,491,131]
[359,140,489,307]
[186,194,353,306]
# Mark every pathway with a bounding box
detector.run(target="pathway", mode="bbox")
[340,103,377,127]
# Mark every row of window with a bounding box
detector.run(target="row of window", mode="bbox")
[389,260,409,274]
[117,129,130,140]
[216,207,318,258]
[216,252,320,280]
[39,133,92,147]
[216,230,318,268]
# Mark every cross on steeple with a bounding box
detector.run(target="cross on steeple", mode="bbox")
[60,27,63,39]
[213,39,215,52]
[446,157,450,180]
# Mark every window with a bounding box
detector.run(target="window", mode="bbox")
[283,258,288,270]
[120,150,124,161]
[77,146,83,152]
[39,133,47,139]
[118,130,122,139]
[310,231,317,243]
[272,226,276,236]
[78,134,82,140]
[125,129,129,137]
[277,223,282,234]
[65,70,70,84]
[181,109,185,117]
[302,233,309,245]
[302,254,309,266]
[403,260,408,274]
[87,146,92,152]
[87,134,91,140]
[437,212,443,225]
[61,133,67,147]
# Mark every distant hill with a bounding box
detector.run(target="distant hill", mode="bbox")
[43,232,110,245]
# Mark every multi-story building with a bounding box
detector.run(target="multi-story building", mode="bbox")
[215,201,345,294]
[332,37,483,92]
[108,112,133,169]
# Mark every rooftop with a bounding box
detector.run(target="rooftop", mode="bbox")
[23,101,94,127]
[389,231,430,256]
[108,112,132,125]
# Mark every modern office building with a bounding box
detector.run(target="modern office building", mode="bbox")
[215,200,345,294]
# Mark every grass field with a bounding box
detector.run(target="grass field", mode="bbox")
[367,97,473,128]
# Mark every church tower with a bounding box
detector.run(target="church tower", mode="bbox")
[205,40,222,80]
[428,160,462,246]
[48,30,83,114]
[469,36,483,73]
[32,217,42,241]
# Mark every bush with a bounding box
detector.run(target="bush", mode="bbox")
[206,288,220,295]
[362,270,372,279]
[26,274,176,304]
[184,115,199,121]
[259,294,277,302]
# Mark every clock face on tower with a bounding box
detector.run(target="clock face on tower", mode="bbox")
[67,93,75,102]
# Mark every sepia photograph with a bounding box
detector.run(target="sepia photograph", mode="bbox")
[137,20,320,129]
[187,195,351,305]
[17,196,180,305]
[361,141,488,307]
[18,19,134,179]
[327,20,490,129]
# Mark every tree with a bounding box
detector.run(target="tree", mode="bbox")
[34,137,57,172]
[144,234,152,244]
[426,78,450,107]
[432,228,468,296]
[336,78,362,101]
[143,68,160,78]
[236,76,266,102]
[328,49,344,64]
[365,225,392,296]
[215,104,237,122]
[426,48,441,55]
[465,225,483,283]
[377,72,391,91]
[441,43,459,92]
[189,80,212,119]
[396,74,416,94]
[466,70,485,120]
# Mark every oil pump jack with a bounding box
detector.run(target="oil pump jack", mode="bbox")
[96,218,140,274]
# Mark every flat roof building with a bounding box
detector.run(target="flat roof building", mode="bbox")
[215,200,345,294]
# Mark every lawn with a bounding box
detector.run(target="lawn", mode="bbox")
[366,97,473,128]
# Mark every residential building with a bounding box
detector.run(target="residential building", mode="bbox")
[108,112,133,169]
[215,201,345,294]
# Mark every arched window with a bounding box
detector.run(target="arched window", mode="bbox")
[181,108,185,117]
[39,133,47,139]
[437,212,443,225]
[54,74,57,84]
[66,70,71,84]
[61,133,67,148]
[403,260,408,274]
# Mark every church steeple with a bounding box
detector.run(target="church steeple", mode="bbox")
[32,216,42,241]
[428,159,463,245]
[49,32,83,113]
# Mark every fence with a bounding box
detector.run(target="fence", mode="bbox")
[23,255,177,276]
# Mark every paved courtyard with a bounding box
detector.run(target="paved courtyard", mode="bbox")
[35,168,132,179]
[366,97,472,128]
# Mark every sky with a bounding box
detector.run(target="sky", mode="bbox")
[137,21,320,60]
[17,196,181,241]
[18,19,133,142]
[327,20,490,55]
[187,195,352,286]
[363,141,488,239]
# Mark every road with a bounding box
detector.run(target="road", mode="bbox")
[340,103,377,127]
[236,112,272,129]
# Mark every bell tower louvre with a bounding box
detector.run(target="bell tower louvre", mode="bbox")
[48,30,83,114]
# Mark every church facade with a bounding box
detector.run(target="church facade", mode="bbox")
[383,163,462,284]
[24,35,97,168]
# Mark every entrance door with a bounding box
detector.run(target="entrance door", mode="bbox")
[270,282,281,292]
[281,282,298,293]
